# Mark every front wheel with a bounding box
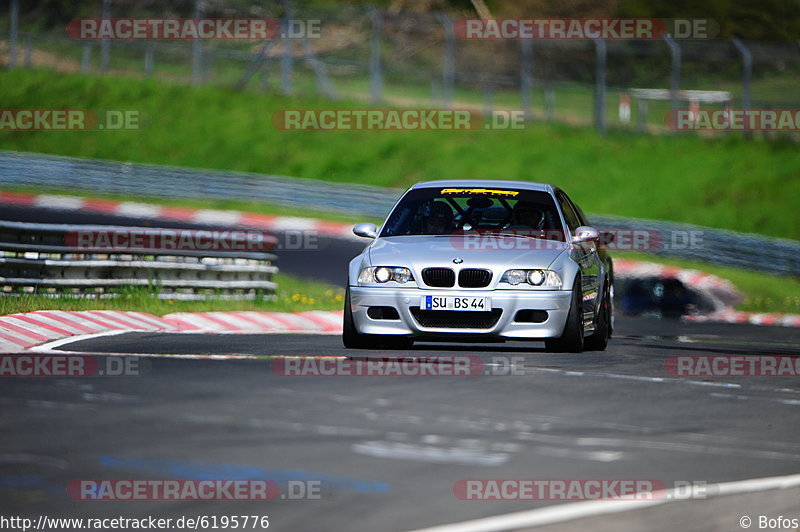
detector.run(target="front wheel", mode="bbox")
[584,278,611,351]
[343,286,370,349]
[544,276,584,353]
[342,286,413,350]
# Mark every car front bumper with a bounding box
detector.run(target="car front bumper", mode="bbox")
[349,286,572,339]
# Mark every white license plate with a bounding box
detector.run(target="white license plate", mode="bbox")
[420,295,491,311]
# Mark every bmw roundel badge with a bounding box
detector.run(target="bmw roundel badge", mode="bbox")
[453,258,463,264]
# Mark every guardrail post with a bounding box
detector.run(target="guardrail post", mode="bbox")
[520,38,533,119]
[8,0,18,70]
[663,36,681,126]
[435,12,455,109]
[594,38,607,135]
[367,6,383,104]
[280,0,295,95]
[191,0,204,85]
[100,0,110,74]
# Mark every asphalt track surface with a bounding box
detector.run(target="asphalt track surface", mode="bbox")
[3,205,800,531]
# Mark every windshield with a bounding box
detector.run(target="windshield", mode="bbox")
[380,186,567,241]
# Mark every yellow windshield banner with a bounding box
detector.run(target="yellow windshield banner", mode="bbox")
[440,188,519,197]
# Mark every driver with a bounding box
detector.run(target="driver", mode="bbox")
[509,202,544,233]
[425,201,454,234]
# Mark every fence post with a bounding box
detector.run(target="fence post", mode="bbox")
[260,44,271,91]
[594,38,607,135]
[435,13,455,109]
[100,0,110,74]
[663,36,681,115]
[280,0,295,95]
[191,0,204,85]
[144,43,154,77]
[430,80,440,106]
[637,98,648,132]
[520,38,533,119]
[731,39,752,111]
[260,67,269,91]
[483,82,493,116]
[8,0,18,70]
[303,38,338,99]
[367,6,383,104]
[204,47,214,84]
[23,35,31,68]
[544,86,555,121]
[82,43,91,73]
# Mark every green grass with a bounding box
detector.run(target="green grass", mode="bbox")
[2,69,799,241]
[617,252,800,314]
[0,69,798,316]
[0,273,344,316]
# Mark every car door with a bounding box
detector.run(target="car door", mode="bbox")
[555,190,602,331]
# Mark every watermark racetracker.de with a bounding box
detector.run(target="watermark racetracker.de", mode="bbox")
[454,479,708,501]
[665,355,800,377]
[272,109,528,131]
[271,355,526,377]
[669,109,800,131]
[65,228,321,252]
[0,110,141,131]
[67,479,321,500]
[453,18,718,40]
[0,355,143,377]
[67,18,322,40]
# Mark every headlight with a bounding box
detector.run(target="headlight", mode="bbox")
[527,269,545,285]
[501,269,561,288]
[358,266,413,284]
[503,269,526,286]
[375,267,391,283]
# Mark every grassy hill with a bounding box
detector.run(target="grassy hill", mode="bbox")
[1,68,799,240]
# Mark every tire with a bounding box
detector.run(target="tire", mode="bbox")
[343,286,370,349]
[584,278,610,351]
[545,276,584,353]
[342,286,414,350]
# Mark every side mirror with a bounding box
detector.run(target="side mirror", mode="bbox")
[572,226,599,244]
[353,222,378,239]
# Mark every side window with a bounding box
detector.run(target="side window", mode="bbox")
[570,200,591,227]
[556,192,581,233]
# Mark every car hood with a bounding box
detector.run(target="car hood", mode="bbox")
[368,235,569,270]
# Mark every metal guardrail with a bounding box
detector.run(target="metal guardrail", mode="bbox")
[1,151,798,277]
[589,214,800,277]
[0,220,279,301]
[0,151,398,218]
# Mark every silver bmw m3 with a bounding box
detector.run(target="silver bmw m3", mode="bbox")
[344,180,613,352]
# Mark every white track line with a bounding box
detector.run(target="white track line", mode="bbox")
[408,472,800,532]
[29,330,132,352]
